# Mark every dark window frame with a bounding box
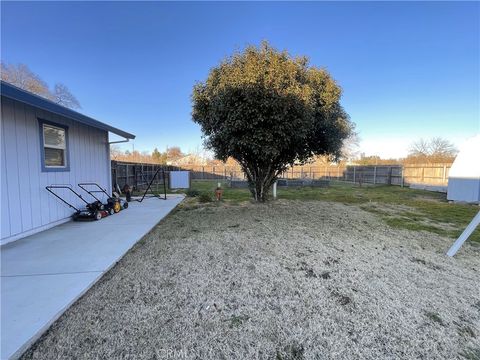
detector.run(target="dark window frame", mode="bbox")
[38,118,70,172]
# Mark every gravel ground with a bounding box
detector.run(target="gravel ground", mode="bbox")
[22,200,480,360]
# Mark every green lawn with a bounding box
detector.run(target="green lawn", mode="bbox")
[179,180,480,243]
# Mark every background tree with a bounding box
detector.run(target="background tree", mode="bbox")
[131,150,141,163]
[1,63,51,98]
[110,145,123,160]
[152,148,162,163]
[52,83,81,109]
[341,132,360,162]
[408,138,430,158]
[192,42,353,201]
[429,137,457,159]
[408,137,457,163]
[166,146,184,162]
[354,155,401,165]
[1,62,81,109]
[152,148,168,164]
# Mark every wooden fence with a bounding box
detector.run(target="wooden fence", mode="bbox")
[111,161,451,190]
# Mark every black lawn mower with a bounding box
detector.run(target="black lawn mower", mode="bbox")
[46,185,110,220]
[78,182,128,213]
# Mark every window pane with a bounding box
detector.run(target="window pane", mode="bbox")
[44,125,65,148]
[44,148,65,167]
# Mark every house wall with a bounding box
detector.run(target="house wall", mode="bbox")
[1,97,111,244]
[447,178,480,203]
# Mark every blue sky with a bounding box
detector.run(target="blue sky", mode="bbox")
[2,1,479,158]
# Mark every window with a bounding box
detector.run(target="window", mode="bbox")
[39,120,69,171]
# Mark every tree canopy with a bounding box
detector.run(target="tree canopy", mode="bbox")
[192,42,353,201]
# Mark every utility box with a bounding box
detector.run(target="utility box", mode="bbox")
[169,171,191,189]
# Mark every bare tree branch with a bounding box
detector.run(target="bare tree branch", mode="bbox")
[1,62,81,109]
[52,83,81,109]
[1,62,51,98]
[408,137,457,163]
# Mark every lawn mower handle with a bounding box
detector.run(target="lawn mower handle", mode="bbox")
[45,185,90,211]
[77,183,111,201]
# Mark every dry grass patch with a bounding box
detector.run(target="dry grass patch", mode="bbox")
[22,200,480,360]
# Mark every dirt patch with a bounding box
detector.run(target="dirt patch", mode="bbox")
[414,195,445,203]
[361,201,460,233]
[419,217,459,232]
[22,200,480,360]
[363,202,417,215]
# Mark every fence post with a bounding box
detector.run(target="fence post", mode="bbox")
[134,165,137,190]
[401,166,404,188]
[373,166,376,185]
[337,166,340,180]
[114,161,118,189]
[353,166,356,184]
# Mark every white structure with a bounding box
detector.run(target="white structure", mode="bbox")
[447,210,480,256]
[447,134,480,203]
[169,171,191,189]
[1,81,135,244]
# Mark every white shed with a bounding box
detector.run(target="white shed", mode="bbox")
[447,134,480,203]
[1,81,135,245]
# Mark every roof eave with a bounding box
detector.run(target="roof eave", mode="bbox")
[0,81,135,140]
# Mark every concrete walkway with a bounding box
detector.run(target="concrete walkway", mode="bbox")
[1,195,184,359]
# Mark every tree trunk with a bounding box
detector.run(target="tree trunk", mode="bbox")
[252,178,267,202]
[241,164,278,202]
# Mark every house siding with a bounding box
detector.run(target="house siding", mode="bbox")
[1,97,111,244]
[447,135,480,203]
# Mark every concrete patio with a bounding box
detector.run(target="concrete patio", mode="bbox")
[1,195,184,360]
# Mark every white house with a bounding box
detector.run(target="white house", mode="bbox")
[447,134,480,203]
[0,81,135,245]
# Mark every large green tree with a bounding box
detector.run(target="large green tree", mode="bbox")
[192,42,353,201]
